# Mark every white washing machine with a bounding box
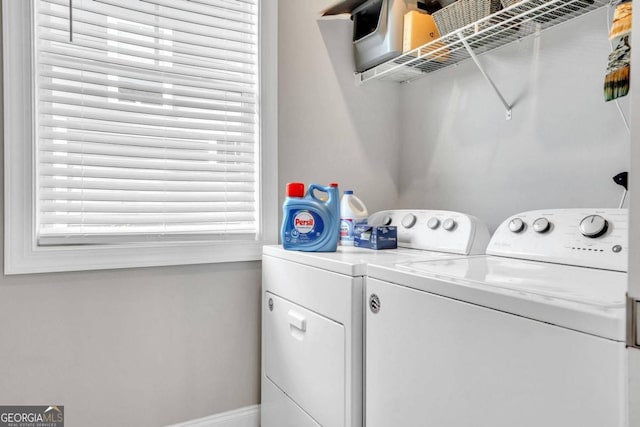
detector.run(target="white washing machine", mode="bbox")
[261,210,490,427]
[365,208,628,427]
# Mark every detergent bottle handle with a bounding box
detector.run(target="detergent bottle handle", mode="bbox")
[307,184,329,202]
[308,184,339,207]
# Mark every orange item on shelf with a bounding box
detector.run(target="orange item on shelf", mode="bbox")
[402,10,449,62]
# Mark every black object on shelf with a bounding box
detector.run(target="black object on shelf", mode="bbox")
[418,0,442,13]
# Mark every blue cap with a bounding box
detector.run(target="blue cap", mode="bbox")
[344,190,353,195]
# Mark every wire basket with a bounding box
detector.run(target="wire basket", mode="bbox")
[432,0,503,36]
[499,0,598,24]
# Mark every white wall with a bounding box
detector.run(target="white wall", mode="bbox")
[398,8,630,230]
[278,0,402,215]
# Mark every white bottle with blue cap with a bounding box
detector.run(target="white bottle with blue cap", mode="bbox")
[340,190,369,246]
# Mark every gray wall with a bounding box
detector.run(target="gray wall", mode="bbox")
[278,0,402,214]
[0,262,261,427]
[397,8,630,230]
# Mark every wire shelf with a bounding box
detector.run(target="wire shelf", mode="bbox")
[356,0,609,84]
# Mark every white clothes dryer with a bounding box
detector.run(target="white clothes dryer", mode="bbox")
[365,209,628,427]
[261,210,490,427]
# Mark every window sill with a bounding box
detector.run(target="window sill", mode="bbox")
[4,239,266,275]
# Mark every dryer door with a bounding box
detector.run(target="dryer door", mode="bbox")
[264,292,346,427]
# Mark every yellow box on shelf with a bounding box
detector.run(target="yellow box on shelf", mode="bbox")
[402,10,449,62]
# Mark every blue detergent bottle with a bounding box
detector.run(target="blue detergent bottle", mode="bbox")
[281,182,340,252]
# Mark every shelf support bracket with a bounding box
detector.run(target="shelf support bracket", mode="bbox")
[457,32,512,120]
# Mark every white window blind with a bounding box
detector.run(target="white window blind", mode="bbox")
[35,0,259,245]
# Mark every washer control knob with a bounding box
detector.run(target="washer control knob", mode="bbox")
[427,217,440,230]
[382,215,393,226]
[532,217,551,233]
[401,214,417,229]
[442,218,456,231]
[508,218,525,233]
[580,215,608,238]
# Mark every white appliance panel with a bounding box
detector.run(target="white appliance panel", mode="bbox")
[368,255,627,340]
[265,292,345,427]
[263,244,458,277]
[398,256,626,308]
[365,278,627,427]
[262,254,357,323]
[368,209,490,254]
[262,377,322,427]
[488,208,628,271]
[262,252,364,427]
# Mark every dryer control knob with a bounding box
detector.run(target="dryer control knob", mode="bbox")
[533,217,551,233]
[580,215,609,238]
[508,218,525,233]
[382,215,393,226]
[401,214,417,229]
[442,218,456,231]
[427,217,440,230]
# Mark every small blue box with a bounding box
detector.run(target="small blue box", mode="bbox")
[353,225,397,250]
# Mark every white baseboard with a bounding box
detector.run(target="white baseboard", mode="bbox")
[166,405,260,427]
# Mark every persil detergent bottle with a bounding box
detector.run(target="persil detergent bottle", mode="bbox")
[281,182,340,252]
[340,190,369,245]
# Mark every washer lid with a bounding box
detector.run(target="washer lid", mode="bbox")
[367,256,627,341]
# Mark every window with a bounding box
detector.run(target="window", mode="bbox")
[3,0,278,274]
